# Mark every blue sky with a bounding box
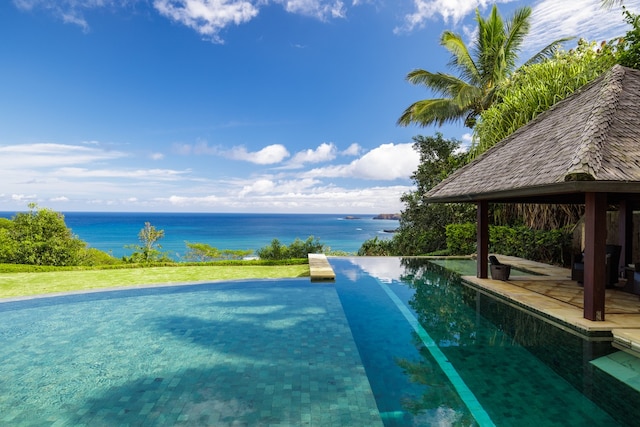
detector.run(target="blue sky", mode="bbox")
[0,0,637,214]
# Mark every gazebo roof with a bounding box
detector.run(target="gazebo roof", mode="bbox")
[426,65,640,206]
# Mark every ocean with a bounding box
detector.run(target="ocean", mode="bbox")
[0,212,397,259]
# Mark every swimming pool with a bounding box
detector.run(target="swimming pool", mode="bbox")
[0,257,637,426]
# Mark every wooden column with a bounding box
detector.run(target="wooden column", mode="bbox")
[584,192,607,321]
[619,200,633,269]
[477,200,489,278]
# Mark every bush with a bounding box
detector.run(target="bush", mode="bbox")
[184,242,253,261]
[445,222,572,265]
[257,236,325,260]
[2,204,88,266]
[358,237,397,256]
[445,223,476,255]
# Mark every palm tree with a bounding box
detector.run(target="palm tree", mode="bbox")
[398,5,566,129]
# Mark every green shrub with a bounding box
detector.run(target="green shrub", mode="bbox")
[3,204,87,266]
[257,236,326,260]
[445,223,476,255]
[445,222,572,265]
[357,237,396,256]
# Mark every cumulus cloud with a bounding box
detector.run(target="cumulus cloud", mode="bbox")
[396,0,505,33]
[238,177,321,196]
[11,194,37,202]
[282,142,337,169]
[161,183,411,212]
[223,144,290,164]
[14,1,350,42]
[341,143,363,156]
[173,141,291,164]
[302,143,419,180]
[153,0,260,43]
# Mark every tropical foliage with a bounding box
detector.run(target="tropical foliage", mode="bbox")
[445,223,572,265]
[470,39,619,158]
[394,134,475,255]
[257,236,325,260]
[358,134,474,256]
[398,5,567,129]
[0,203,90,266]
[619,8,640,69]
[184,242,253,261]
[123,222,171,263]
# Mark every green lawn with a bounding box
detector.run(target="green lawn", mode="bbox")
[0,264,310,299]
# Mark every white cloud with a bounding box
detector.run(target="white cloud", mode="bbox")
[456,132,472,154]
[396,0,510,33]
[174,141,290,164]
[15,0,350,42]
[55,167,191,180]
[274,0,347,20]
[283,142,337,169]
[150,152,165,160]
[160,183,411,212]
[524,0,640,58]
[303,142,419,180]
[238,177,321,196]
[153,0,260,43]
[238,178,276,196]
[223,144,291,164]
[11,194,37,202]
[0,143,127,169]
[49,196,70,202]
[341,142,362,156]
[395,0,640,55]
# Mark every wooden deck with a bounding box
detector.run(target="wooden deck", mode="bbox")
[461,255,640,356]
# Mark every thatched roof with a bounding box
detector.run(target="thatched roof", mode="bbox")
[426,65,640,205]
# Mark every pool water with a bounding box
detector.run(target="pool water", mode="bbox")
[0,257,637,426]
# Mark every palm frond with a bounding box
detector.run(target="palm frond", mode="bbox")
[475,5,506,80]
[406,70,471,98]
[440,31,480,85]
[524,37,575,66]
[502,6,532,70]
[397,98,468,127]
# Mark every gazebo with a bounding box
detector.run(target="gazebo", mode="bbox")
[424,65,640,321]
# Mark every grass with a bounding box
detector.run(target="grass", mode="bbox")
[0,264,310,299]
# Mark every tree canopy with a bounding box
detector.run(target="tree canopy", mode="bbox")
[0,203,87,266]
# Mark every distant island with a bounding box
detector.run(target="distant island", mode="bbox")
[373,213,401,220]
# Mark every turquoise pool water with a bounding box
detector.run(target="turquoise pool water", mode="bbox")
[0,257,637,426]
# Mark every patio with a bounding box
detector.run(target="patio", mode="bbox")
[461,255,640,357]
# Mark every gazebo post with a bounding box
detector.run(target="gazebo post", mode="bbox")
[584,192,607,321]
[477,200,489,279]
[619,200,633,269]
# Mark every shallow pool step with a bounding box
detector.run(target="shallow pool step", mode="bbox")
[590,350,640,393]
[308,253,335,281]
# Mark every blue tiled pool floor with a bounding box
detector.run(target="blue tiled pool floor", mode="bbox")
[0,280,383,426]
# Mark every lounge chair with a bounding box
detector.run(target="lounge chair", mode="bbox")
[571,244,621,287]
